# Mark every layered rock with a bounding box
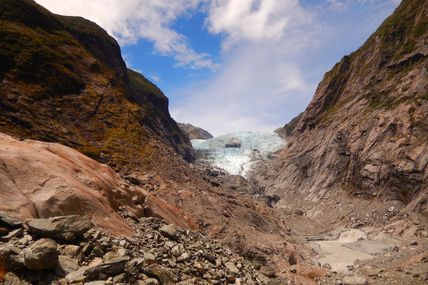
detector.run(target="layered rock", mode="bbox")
[0,0,193,174]
[257,0,428,215]
[0,133,195,236]
[178,123,214,140]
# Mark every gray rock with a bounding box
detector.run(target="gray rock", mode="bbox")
[27,215,93,241]
[85,257,130,280]
[260,265,276,277]
[224,262,240,274]
[113,273,127,283]
[65,266,90,283]
[0,245,24,271]
[342,275,368,285]
[55,255,79,277]
[62,244,81,258]
[144,264,174,285]
[144,252,157,265]
[159,224,178,240]
[0,212,23,228]
[23,238,58,270]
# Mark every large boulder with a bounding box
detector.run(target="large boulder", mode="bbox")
[27,216,93,241]
[23,238,59,270]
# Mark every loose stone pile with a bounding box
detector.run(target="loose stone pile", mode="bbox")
[0,213,280,284]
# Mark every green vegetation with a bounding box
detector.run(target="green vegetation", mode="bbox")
[0,21,84,93]
[127,69,167,102]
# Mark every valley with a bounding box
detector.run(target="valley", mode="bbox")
[0,0,427,284]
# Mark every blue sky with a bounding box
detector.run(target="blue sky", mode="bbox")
[36,0,400,135]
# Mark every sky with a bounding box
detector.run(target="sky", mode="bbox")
[35,0,401,136]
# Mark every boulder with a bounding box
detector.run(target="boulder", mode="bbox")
[27,216,93,241]
[260,265,276,277]
[23,238,59,270]
[225,262,240,274]
[0,244,24,271]
[55,255,79,277]
[0,212,23,229]
[85,257,130,280]
[144,264,174,285]
[159,224,178,240]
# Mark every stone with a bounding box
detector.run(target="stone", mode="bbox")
[260,265,276,277]
[159,224,178,239]
[144,264,174,285]
[177,252,191,263]
[322,263,332,270]
[65,266,90,283]
[3,272,31,285]
[55,255,79,277]
[0,244,24,271]
[85,282,108,285]
[342,275,368,285]
[144,252,157,265]
[27,216,93,241]
[113,273,127,283]
[0,212,23,228]
[85,257,130,280]
[23,238,58,270]
[62,244,81,257]
[0,228,23,241]
[171,244,185,256]
[225,262,240,274]
[139,279,160,285]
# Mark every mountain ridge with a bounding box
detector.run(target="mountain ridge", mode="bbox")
[0,0,194,174]
[257,0,428,215]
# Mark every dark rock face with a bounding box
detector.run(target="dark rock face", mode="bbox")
[257,0,428,215]
[0,0,194,174]
[178,123,214,140]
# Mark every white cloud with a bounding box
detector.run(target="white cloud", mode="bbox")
[36,0,401,135]
[206,0,309,49]
[35,0,217,70]
[149,74,161,83]
[171,40,317,135]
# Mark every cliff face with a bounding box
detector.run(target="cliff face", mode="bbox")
[260,0,428,215]
[0,0,193,173]
[178,123,214,140]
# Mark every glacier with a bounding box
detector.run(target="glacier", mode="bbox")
[191,131,285,177]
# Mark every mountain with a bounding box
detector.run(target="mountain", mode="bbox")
[0,1,311,281]
[0,0,194,174]
[178,123,214,140]
[258,0,428,216]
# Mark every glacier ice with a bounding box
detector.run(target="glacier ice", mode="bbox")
[191,131,285,177]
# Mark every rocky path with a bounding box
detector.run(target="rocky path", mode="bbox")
[0,213,288,284]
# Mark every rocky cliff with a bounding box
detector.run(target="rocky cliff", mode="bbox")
[0,0,193,174]
[259,0,428,216]
[178,123,214,140]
